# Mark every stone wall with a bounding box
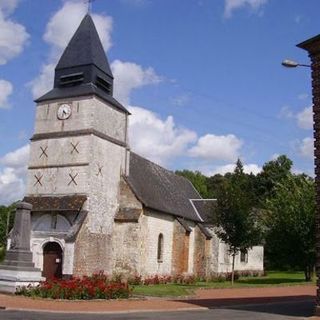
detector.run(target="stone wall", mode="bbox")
[73,218,111,276]
[112,222,141,274]
[112,178,143,275]
[207,229,220,274]
[171,220,189,274]
[233,246,264,272]
[34,96,126,142]
[217,240,264,273]
[72,135,126,275]
[140,209,174,275]
[193,225,208,277]
[187,223,196,274]
[28,95,128,277]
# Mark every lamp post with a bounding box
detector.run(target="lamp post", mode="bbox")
[281,59,310,68]
[285,34,320,315]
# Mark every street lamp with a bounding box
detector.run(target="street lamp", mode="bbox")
[281,59,311,68]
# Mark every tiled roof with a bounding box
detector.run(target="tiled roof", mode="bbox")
[126,153,204,222]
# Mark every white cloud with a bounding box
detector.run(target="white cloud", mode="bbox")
[0,3,29,65]
[0,79,13,109]
[278,105,293,119]
[224,0,268,18]
[0,144,30,205]
[0,144,30,168]
[296,106,313,130]
[30,1,113,99]
[210,163,262,175]
[298,137,313,159]
[44,1,112,52]
[279,105,313,130]
[112,60,162,105]
[188,134,243,162]
[0,0,19,16]
[29,63,55,101]
[128,106,197,165]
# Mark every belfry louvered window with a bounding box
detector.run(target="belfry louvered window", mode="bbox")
[60,72,84,86]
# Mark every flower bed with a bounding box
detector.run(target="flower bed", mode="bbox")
[16,272,131,300]
[128,274,196,286]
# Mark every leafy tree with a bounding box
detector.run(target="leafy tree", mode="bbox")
[175,170,209,198]
[0,204,15,261]
[207,173,227,199]
[265,174,315,281]
[257,155,293,202]
[213,159,262,284]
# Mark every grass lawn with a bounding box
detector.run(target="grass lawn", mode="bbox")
[132,271,316,297]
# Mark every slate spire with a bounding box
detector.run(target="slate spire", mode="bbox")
[35,14,128,113]
[56,14,113,79]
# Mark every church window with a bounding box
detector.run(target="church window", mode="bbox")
[240,249,248,263]
[60,72,84,86]
[96,76,112,95]
[157,233,164,263]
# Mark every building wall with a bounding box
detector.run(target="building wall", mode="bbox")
[206,230,220,275]
[112,222,141,275]
[73,218,111,276]
[140,209,174,275]
[188,223,196,274]
[112,178,143,275]
[217,239,264,273]
[28,95,128,277]
[34,97,126,142]
[171,220,189,274]
[233,246,264,272]
[30,234,74,276]
[193,226,210,277]
[73,136,127,275]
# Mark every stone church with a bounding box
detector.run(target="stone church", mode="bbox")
[9,14,263,280]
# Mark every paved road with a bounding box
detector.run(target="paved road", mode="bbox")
[0,299,315,320]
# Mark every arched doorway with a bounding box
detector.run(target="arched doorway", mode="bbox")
[42,242,63,279]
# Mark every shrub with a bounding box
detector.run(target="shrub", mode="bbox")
[16,271,131,300]
[127,274,142,285]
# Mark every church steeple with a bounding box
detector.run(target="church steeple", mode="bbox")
[36,14,128,114]
[55,14,113,85]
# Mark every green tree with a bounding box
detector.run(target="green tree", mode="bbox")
[265,174,315,281]
[175,170,209,198]
[0,204,15,261]
[257,155,293,202]
[213,159,262,284]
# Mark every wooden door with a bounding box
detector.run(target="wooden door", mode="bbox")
[42,242,63,279]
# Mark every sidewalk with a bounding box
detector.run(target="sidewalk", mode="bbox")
[0,285,316,314]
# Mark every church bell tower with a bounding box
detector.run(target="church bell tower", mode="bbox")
[24,14,130,277]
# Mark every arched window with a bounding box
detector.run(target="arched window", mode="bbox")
[157,233,164,263]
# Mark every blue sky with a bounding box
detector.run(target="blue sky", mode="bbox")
[0,0,318,204]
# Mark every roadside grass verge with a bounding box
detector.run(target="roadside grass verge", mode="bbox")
[132,271,316,297]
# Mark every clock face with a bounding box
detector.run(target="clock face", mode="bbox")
[57,104,72,120]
